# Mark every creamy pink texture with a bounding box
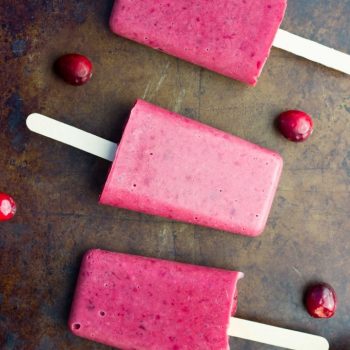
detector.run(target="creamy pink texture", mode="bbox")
[69,249,243,350]
[100,100,283,236]
[109,0,287,85]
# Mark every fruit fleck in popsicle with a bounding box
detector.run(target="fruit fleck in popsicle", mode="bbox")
[68,249,330,350]
[109,0,350,84]
[26,100,283,237]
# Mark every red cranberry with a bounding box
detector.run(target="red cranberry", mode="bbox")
[305,283,337,319]
[54,53,93,86]
[0,193,17,221]
[276,110,313,142]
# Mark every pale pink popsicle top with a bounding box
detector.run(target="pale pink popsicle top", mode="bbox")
[100,100,283,236]
[110,0,287,85]
[69,249,243,350]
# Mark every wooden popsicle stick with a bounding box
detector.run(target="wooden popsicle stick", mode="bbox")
[273,29,350,75]
[229,317,329,350]
[26,113,117,162]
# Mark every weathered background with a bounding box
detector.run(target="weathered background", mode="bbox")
[1,1,350,349]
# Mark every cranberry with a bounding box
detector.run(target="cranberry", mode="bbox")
[305,283,337,319]
[276,110,313,142]
[0,193,17,221]
[54,53,93,86]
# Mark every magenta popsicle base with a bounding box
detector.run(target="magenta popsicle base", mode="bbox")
[69,249,243,350]
[100,100,283,236]
[110,0,287,85]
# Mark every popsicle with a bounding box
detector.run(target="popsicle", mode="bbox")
[110,0,350,85]
[100,100,283,236]
[27,100,283,237]
[68,249,330,350]
[69,249,243,350]
[110,0,287,85]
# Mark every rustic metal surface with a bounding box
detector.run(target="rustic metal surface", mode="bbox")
[1,1,350,349]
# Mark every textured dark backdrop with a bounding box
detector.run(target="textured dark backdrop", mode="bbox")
[1,1,350,349]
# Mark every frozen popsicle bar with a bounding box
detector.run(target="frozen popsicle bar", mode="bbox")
[69,249,243,350]
[26,102,283,237]
[100,100,283,236]
[110,0,287,85]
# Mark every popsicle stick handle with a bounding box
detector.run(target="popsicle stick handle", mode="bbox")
[273,29,350,75]
[229,317,329,350]
[26,113,117,162]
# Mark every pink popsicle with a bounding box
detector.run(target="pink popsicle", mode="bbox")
[69,249,243,350]
[100,100,283,236]
[110,0,287,85]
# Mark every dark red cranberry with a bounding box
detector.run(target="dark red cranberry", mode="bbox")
[305,283,337,318]
[54,53,93,86]
[0,193,17,221]
[276,110,313,142]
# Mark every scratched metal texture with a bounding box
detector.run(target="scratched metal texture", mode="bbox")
[0,1,350,349]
